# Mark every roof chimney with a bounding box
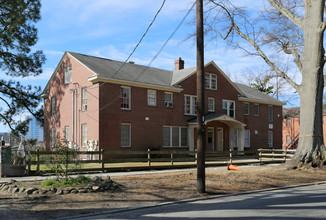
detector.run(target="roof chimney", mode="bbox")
[174,57,184,71]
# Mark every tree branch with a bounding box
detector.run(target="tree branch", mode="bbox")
[0,112,14,131]
[281,42,302,71]
[268,0,303,29]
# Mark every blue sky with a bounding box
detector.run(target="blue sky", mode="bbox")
[1,0,300,132]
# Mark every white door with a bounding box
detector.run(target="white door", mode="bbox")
[216,127,224,151]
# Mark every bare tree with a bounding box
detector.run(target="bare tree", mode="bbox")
[204,0,326,168]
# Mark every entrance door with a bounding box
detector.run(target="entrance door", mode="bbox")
[207,127,214,151]
[216,127,224,151]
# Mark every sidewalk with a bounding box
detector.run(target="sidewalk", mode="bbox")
[0,164,259,183]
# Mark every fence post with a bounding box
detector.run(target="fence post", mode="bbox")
[259,148,262,164]
[147,149,151,166]
[171,152,174,166]
[284,148,287,162]
[229,148,233,164]
[27,151,31,176]
[36,149,40,174]
[101,149,105,172]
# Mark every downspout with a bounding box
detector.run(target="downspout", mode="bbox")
[70,89,75,145]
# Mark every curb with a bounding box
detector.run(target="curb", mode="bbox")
[58,180,326,220]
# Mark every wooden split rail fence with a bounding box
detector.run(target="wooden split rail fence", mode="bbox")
[26,148,295,175]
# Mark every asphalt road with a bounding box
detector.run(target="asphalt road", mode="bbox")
[70,183,326,220]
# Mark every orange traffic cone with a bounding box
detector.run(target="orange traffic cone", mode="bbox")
[227,164,241,171]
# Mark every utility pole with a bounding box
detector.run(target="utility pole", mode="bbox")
[196,0,206,194]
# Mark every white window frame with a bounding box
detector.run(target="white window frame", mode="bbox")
[254,104,259,116]
[147,90,157,106]
[205,73,217,90]
[268,105,273,122]
[81,87,87,111]
[81,124,87,146]
[184,95,197,115]
[244,102,250,115]
[162,126,188,147]
[164,92,173,108]
[268,131,273,148]
[286,135,291,144]
[64,65,72,84]
[222,100,235,118]
[244,130,250,148]
[208,97,215,112]
[51,97,56,116]
[286,118,291,127]
[64,126,70,142]
[51,127,55,148]
[121,86,131,110]
[121,123,131,147]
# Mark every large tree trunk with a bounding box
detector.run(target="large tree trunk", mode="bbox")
[288,0,326,168]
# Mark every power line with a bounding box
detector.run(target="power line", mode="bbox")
[133,2,196,82]
[110,0,166,79]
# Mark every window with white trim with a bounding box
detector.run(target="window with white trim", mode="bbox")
[121,86,131,110]
[164,92,173,108]
[205,73,217,90]
[121,124,131,147]
[254,104,259,116]
[286,135,291,144]
[51,97,56,116]
[64,126,70,142]
[162,126,188,147]
[208,97,215,112]
[51,127,55,148]
[184,95,197,115]
[81,87,87,111]
[286,118,290,126]
[232,130,239,147]
[64,65,72,84]
[268,105,273,122]
[147,90,156,106]
[222,100,235,118]
[244,102,250,115]
[81,124,87,146]
[244,130,250,148]
[268,131,273,148]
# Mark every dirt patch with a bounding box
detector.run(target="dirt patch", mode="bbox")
[1,164,326,219]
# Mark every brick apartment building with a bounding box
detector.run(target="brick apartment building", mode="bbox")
[283,106,326,149]
[42,52,284,153]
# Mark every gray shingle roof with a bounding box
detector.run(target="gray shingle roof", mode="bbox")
[235,83,284,106]
[69,52,175,89]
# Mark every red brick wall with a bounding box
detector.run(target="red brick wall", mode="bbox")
[44,53,99,150]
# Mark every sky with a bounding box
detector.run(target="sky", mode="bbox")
[1,0,300,132]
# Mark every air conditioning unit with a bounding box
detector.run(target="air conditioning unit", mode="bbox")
[165,102,173,108]
[82,104,87,111]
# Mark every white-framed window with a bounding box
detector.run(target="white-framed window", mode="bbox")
[121,123,131,147]
[147,90,157,106]
[184,95,197,115]
[64,65,72,84]
[268,131,273,148]
[268,105,273,122]
[81,124,87,146]
[208,97,215,112]
[286,118,291,127]
[51,97,56,116]
[254,104,259,116]
[244,102,250,115]
[286,135,291,144]
[232,130,239,147]
[51,127,55,148]
[222,100,235,118]
[164,92,173,108]
[64,126,70,142]
[163,126,188,147]
[81,87,87,111]
[244,130,250,148]
[205,73,217,90]
[121,86,131,110]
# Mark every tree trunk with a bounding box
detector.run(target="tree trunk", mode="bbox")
[288,0,326,168]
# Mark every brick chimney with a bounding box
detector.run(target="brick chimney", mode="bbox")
[174,57,184,71]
